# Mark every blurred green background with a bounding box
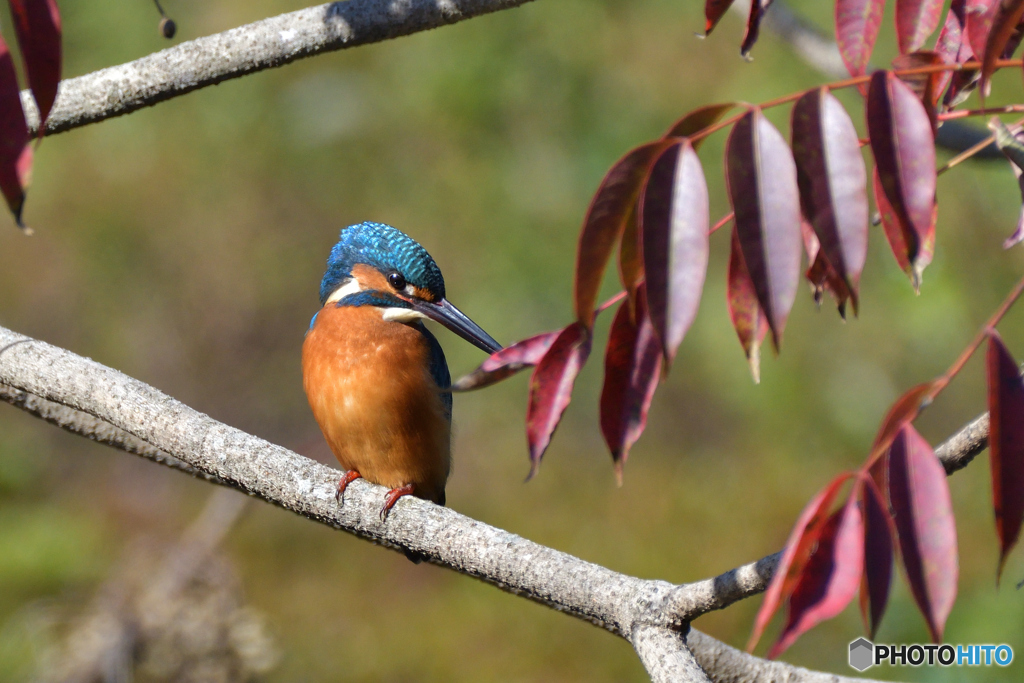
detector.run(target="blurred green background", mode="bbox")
[1,0,1023,680]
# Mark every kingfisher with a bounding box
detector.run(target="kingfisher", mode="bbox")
[303,222,501,521]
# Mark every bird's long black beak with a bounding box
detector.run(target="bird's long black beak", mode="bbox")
[412,298,502,354]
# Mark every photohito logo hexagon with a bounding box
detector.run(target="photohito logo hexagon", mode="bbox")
[849,638,874,671]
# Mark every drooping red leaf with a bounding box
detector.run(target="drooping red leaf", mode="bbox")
[640,140,709,368]
[727,226,770,382]
[741,0,775,58]
[791,88,868,314]
[748,473,853,653]
[576,140,675,329]
[768,492,864,658]
[600,288,662,482]
[896,0,946,53]
[663,103,737,143]
[867,71,937,278]
[0,34,31,230]
[8,0,62,130]
[981,0,1024,96]
[835,0,886,76]
[726,108,802,351]
[935,0,975,105]
[872,168,935,286]
[452,331,560,391]
[526,322,592,478]
[871,380,941,453]
[801,219,851,315]
[966,0,1001,57]
[986,332,1024,578]
[887,425,958,642]
[705,0,738,36]
[617,202,643,304]
[859,476,894,638]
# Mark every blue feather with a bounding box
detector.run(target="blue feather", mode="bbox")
[420,324,452,421]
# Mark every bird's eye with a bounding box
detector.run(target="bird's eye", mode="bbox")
[387,272,407,290]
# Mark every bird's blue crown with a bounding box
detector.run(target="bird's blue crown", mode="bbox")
[319,222,446,304]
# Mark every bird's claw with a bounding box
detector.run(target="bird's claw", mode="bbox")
[379,484,415,522]
[335,470,362,503]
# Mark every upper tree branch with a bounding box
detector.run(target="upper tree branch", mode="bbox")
[24,0,535,136]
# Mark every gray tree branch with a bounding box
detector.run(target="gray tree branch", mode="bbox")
[0,323,927,682]
[24,0,536,136]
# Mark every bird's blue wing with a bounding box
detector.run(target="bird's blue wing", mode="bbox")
[419,325,452,422]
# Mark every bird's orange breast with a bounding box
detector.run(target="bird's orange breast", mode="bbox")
[302,303,450,504]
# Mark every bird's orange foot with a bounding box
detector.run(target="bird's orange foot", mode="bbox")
[335,470,362,503]
[380,484,415,522]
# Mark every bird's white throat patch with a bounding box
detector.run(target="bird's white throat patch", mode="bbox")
[325,277,427,323]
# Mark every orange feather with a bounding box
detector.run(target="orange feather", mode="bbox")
[302,302,450,504]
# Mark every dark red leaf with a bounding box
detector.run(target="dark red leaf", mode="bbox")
[872,168,935,286]
[0,34,31,229]
[600,288,662,483]
[791,88,868,314]
[8,0,61,130]
[748,473,852,653]
[727,226,770,382]
[705,0,737,36]
[576,140,675,329]
[801,220,851,315]
[966,0,1002,55]
[986,332,1024,578]
[859,476,894,639]
[640,140,709,368]
[526,322,592,478]
[935,0,975,104]
[981,0,1024,95]
[892,51,944,134]
[768,492,864,658]
[617,202,643,304]
[871,380,940,453]
[663,103,737,143]
[725,108,802,351]
[887,425,958,642]
[867,71,937,279]
[452,331,560,391]
[741,0,774,58]
[835,0,886,76]
[896,0,946,53]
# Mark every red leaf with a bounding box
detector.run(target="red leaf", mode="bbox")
[892,51,944,134]
[617,202,643,303]
[896,0,946,53]
[748,473,853,653]
[663,103,737,142]
[0,34,31,229]
[727,226,769,382]
[872,168,935,286]
[452,331,560,391]
[871,380,940,452]
[705,0,738,36]
[576,140,675,329]
[526,322,592,478]
[640,140,709,368]
[8,0,61,130]
[981,0,1024,96]
[859,476,894,638]
[741,0,774,58]
[802,221,851,315]
[725,108,802,351]
[986,332,1024,578]
[867,71,937,278]
[768,492,864,658]
[791,88,868,314]
[887,425,958,642]
[835,0,886,76]
[935,0,976,105]
[600,288,662,482]
[966,0,1002,57]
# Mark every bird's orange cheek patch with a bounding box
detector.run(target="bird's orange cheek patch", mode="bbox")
[351,264,391,291]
